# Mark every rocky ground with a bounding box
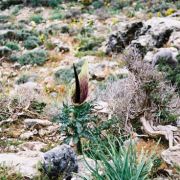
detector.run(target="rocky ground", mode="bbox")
[0,0,180,179]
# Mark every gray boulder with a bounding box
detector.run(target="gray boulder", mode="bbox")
[132,17,180,52]
[106,21,143,54]
[0,151,43,178]
[42,144,78,180]
[106,17,180,55]
[152,48,178,67]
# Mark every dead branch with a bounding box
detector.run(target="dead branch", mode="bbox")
[140,116,180,148]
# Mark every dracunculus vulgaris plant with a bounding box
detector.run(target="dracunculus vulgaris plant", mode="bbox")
[53,61,90,154]
[54,60,118,154]
[72,60,89,105]
[70,60,89,154]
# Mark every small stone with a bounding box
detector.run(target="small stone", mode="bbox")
[20,131,34,140]
[24,119,52,129]
[18,141,46,151]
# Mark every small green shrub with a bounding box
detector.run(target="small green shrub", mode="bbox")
[54,61,83,84]
[60,25,70,33]
[77,36,104,52]
[150,2,173,13]
[0,139,23,149]
[30,14,43,24]
[17,49,48,65]
[75,50,106,58]
[30,0,62,7]
[5,41,20,51]
[158,54,180,94]
[48,0,62,8]
[24,36,40,49]
[92,1,104,9]
[16,75,30,84]
[30,101,46,113]
[0,15,9,23]
[54,68,74,84]
[50,8,64,20]
[11,5,21,15]
[16,30,38,41]
[85,136,155,180]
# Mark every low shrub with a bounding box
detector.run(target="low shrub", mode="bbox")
[75,50,106,58]
[30,14,43,24]
[5,41,20,51]
[77,36,104,52]
[16,74,30,85]
[54,68,74,84]
[14,49,48,65]
[24,36,40,49]
[30,0,62,7]
[158,54,180,94]
[0,95,10,121]
[54,61,83,84]
[50,8,64,20]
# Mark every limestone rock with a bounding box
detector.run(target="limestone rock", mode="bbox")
[20,131,34,140]
[42,144,78,179]
[168,31,180,50]
[106,17,180,55]
[152,48,178,67]
[0,151,43,178]
[18,141,46,151]
[106,21,143,54]
[24,119,52,129]
[161,144,180,167]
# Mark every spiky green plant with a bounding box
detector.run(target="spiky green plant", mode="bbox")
[84,136,155,180]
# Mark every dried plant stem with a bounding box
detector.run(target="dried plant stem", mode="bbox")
[140,116,179,148]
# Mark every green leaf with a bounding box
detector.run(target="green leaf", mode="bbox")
[76,122,83,134]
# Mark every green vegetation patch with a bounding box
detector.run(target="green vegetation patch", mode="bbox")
[10,49,48,66]
[5,41,20,51]
[24,36,41,50]
[30,14,43,24]
[158,54,180,94]
[85,136,155,179]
